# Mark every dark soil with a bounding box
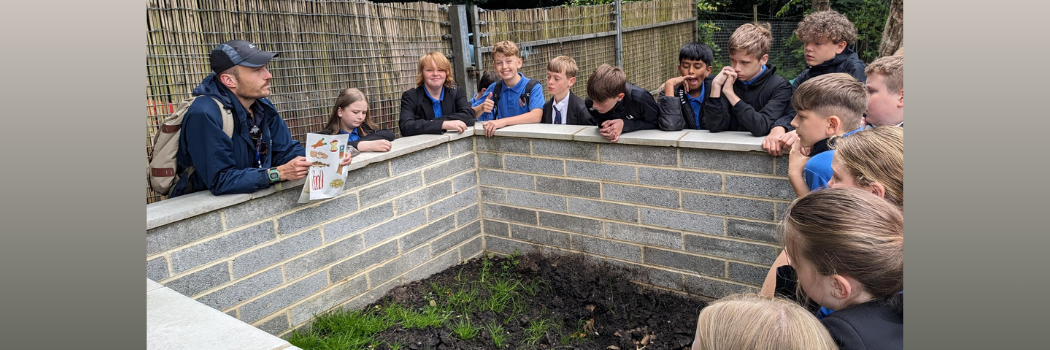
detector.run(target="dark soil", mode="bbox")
[368,253,708,350]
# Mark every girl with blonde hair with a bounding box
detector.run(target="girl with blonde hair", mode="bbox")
[692,293,838,350]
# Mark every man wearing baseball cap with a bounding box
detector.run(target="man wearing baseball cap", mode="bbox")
[169,40,344,197]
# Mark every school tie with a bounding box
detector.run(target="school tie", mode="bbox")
[554,108,562,124]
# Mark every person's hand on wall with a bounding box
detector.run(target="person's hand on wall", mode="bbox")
[443,120,468,133]
[599,119,624,142]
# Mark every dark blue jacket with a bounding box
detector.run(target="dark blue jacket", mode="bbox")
[170,74,304,197]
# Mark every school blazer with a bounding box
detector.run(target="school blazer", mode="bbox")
[540,92,595,126]
[398,85,476,136]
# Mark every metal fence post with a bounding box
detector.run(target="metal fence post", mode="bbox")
[472,5,483,78]
[615,0,623,67]
[449,5,475,93]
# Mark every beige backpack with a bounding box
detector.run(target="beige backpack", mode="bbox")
[148,96,234,195]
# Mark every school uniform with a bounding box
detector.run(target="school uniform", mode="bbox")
[584,82,659,133]
[476,73,545,122]
[540,92,594,126]
[702,64,795,137]
[398,85,475,137]
[657,76,715,130]
[822,293,904,350]
[803,126,864,191]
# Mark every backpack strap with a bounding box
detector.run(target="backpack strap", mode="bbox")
[181,97,235,191]
[521,79,540,108]
[490,83,504,119]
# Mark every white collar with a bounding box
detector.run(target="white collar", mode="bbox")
[552,94,570,124]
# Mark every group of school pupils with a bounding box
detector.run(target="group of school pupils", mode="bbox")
[319,10,903,350]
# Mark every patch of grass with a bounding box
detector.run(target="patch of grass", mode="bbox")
[451,317,482,340]
[384,303,451,329]
[522,318,556,346]
[486,322,508,348]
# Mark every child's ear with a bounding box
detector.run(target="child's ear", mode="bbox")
[568,77,576,86]
[869,182,887,199]
[830,274,853,300]
[826,115,841,135]
[616,93,625,101]
[835,41,848,54]
[898,89,904,107]
[759,54,769,66]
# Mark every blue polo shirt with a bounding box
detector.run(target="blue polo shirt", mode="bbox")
[476,73,544,121]
[686,84,705,129]
[425,87,445,118]
[469,92,485,108]
[338,128,360,142]
[804,127,864,191]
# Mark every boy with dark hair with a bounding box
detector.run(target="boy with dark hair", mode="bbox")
[470,70,502,117]
[477,40,545,137]
[702,23,795,145]
[787,73,867,197]
[658,42,714,130]
[541,56,593,125]
[584,64,659,142]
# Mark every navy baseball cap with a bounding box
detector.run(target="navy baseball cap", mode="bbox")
[210,40,278,73]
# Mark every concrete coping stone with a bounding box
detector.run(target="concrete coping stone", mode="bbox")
[147,130,473,230]
[147,278,296,350]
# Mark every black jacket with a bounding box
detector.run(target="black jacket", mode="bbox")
[398,85,476,136]
[793,47,868,89]
[658,76,714,130]
[584,82,659,133]
[702,64,795,136]
[325,123,395,150]
[541,92,594,126]
[822,294,904,350]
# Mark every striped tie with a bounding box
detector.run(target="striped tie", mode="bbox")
[554,108,562,124]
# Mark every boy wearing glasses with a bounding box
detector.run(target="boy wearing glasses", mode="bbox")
[170,39,346,197]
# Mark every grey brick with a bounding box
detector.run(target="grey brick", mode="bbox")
[482,204,537,225]
[166,263,230,297]
[277,193,359,235]
[485,236,557,256]
[362,209,428,247]
[343,162,391,190]
[460,236,483,259]
[360,172,422,208]
[776,202,789,221]
[774,155,789,177]
[479,169,534,190]
[481,186,507,203]
[456,204,479,226]
[430,187,478,220]
[538,212,602,236]
[603,183,680,209]
[532,139,598,160]
[255,314,290,336]
[725,175,795,200]
[401,216,456,252]
[642,247,723,277]
[232,229,323,279]
[570,235,641,262]
[171,222,276,273]
[342,278,400,311]
[289,275,368,325]
[509,224,570,247]
[452,171,478,191]
[638,267,684,291]
[477,153,503,169]
[483,220,510,237]
[567,198,638,222]
[683,235,778,265]
[727,219,779,244]
[536,176,601,198]
[241,271,329,323]
[683,275,755,299]
[197,267,283,310]
[433,221,481,255]
[605,222,682,249]
[323,203,395,243]
[682,193,775,221]
[504,155,565,176]
[506,190,567,212]
[368,246,431,286]
[599,143,678,166]
[223,189,304,229]
[329,241,399,282]
[404,248,461,283]
[681,149,774,174]
[449,138,474,157]
[728,262,768,286]
[639,207,724,235]
[147,256,169,281]
[147,211,223,256]
[391,144,450,176]
[226,310,238,318]
[284,234,364,280]
[424,154,476,184]
[396,181,453,213]
[638,167,722,192]
[565,161,637,183]
[476,137,531,154]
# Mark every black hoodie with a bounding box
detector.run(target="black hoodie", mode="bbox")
[702,64,795,136]
[585,82,660,133]
[774,48,868,132]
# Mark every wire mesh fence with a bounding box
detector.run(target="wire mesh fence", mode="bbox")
[697,11,805,82]
[146,0,452,203]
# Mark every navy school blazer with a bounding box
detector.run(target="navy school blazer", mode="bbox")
[398,85,476,136]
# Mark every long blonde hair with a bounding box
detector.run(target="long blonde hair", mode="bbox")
[832,126,904,208]
[693,293,838,350]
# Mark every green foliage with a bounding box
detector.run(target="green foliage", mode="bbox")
[487,322,508,348]
[522,318,557,345]
[451,317,482,340]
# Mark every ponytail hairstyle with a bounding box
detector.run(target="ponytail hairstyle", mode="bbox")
[322,88,375,136]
